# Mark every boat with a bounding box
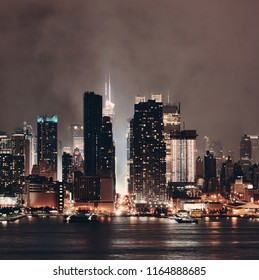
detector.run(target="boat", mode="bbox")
[63,210,99,223]
[170,213,198,224]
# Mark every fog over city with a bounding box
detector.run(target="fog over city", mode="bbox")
[1,0,259,191]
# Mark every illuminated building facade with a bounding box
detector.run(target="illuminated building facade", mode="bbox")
[0,152,13,194]
[11,131,25,192]
[151,93,162,103]
[72,147,84,172]
[62,152,73,191]
[135,95,145,104]
[23,122,37,176]
[163,103,180,183]
[70,124,84,158]
[37,115,58,176]
[170,130,197,185]
[0,131,26,194]
[129,99,166,203]
[103,74,115,124]
[26,175,64,212]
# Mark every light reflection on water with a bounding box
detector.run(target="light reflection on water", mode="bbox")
[0,216,259,260]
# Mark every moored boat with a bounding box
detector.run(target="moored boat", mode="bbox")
[63,210,99,223]
[170,213,198,224]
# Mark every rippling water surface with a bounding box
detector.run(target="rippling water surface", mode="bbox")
[1,216,259,260]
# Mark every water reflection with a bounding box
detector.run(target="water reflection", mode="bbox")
[0,216,259,259]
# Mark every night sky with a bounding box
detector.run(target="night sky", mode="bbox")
[1,0,259,192]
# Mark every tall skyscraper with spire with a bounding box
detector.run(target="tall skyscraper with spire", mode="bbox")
[74,91,116,208]
[103,74,115,124]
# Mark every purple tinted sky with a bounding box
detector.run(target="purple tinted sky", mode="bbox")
[1,0,259,190]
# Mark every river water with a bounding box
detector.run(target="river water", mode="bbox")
[0,216,259,260]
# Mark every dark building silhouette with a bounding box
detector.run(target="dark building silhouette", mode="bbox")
[100,117,115,173]
[204,151,218,193]
[99,116,116,202]
[127,118,134,195]
[233,161,244,180]
[220,156,234,193]
[83,92,102,176]
[76,92,115,204]
[62,152,73,191]
[196,156,204,179]
[248,164,259,189]
[76,176,101,201]
[209,140,223,178]
[240,134,252,179]
[129,99,166,203]
[37,115,58,175]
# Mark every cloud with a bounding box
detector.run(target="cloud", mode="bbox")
[1,0,259,190]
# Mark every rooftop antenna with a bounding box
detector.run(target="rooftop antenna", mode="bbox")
[167,90,170,105]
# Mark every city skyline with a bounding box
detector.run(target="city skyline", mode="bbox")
[1,1,259,192]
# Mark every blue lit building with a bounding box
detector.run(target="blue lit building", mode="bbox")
[37,115,58,175]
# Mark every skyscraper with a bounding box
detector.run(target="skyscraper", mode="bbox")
[170,130,197,185]
[62,152,73,191]
[23,122,37,176]
[70,124,84,158]
[11,130,25,191]
[240,134,252,179]
[100,116,115,175]
[99,116,116,202]
[209,140,223,178]
[247,135,258,164]
[37,115,58,170]
[76,91,115,208]
[163,103,181,183]
[103,74,115,124]
[204,151,218,193]
[0,131,24,195]
[83,91,102,176]
[0,152,14,194]
[220,156,234,193]
[129,99,166,203]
